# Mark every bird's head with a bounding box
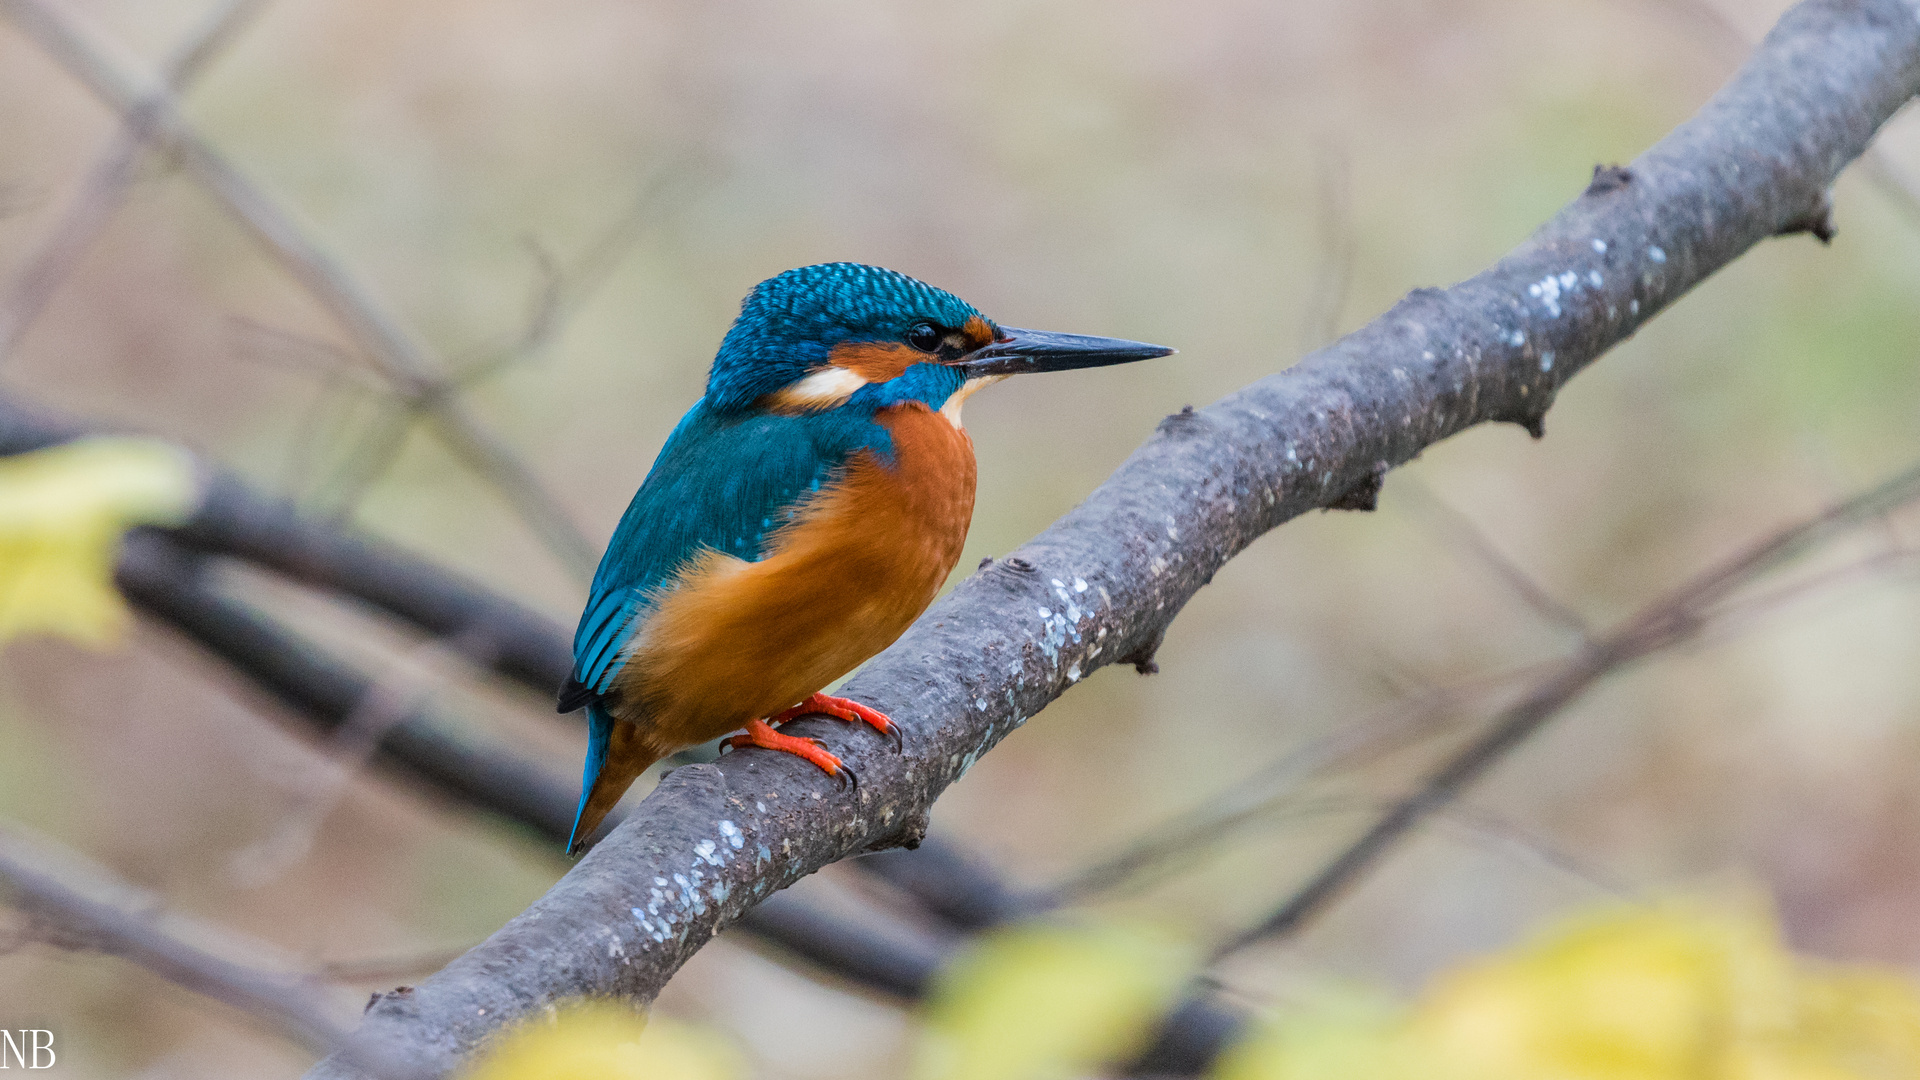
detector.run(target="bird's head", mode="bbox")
[705,263,1171,419]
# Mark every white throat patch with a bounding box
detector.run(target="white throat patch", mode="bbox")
[939,374,1008,429]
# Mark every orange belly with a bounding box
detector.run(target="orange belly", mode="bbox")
[615,401,976,749]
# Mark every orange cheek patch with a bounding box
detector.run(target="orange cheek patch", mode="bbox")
[963,315,999,350]
[830,341,921,382]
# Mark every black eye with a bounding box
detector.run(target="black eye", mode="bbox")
[906,321,943,352]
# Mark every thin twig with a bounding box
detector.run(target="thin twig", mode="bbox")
[229,318,383,390]
[0,0,598,579]
[306,162,704,515]
[1038,662,1550,906]
[229,631,497,890]
[317,946,476,985]
[1397,479,1595,641]
[0,0,270,365]
[225,318,407,507]
[442,163,693,386]
[297,389,405,515]
[310,404,416,515]
[1053,522,1888,912]
[0,827,418,1078]
[1703,544,1919,634]
[1436,804,1640,900]
[445,238,566,388]
[1210,457,1920,961]
[1298,139,1356,353]
[1070,792,1641,904]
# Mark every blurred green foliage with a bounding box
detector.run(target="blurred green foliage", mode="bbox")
[462,1003,744,1080]
[913,920,1191,1080]
[1214,899,1920,1079]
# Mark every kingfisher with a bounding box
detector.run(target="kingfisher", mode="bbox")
[558,263,1172,853]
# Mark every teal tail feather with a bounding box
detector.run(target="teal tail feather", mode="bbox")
[568,703,616,855]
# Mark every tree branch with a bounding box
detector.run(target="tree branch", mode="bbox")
[0,827,416,1077]
[302,1,1920,1073]
[0,396,574,695]
[1210,456,1920,960]
[115,531,585,841]
[0,0,269,364]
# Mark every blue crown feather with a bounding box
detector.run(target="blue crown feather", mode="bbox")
[705,262,987,411]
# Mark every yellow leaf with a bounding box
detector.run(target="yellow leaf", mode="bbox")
[1215,901,1920,1080]
[0,438,200,646]
[1416,904,1795,1080]
[914,919,1194,1080]
[1731,969,1920,1080]
[461,1002,744,1080]
[1211,990,1430,1080]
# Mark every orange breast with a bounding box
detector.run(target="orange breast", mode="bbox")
[618,402,977,748]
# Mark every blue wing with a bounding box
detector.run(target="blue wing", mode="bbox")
[564,399,889,705]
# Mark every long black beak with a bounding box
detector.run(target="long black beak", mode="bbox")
[953,326,1174,379]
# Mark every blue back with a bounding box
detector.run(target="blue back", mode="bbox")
[570,402,876,695]
[570,339,974,699]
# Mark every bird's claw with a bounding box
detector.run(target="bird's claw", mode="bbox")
[723,698,885,793]
[725,718,852,788]
[798,737,856,790]
[772,692,902,754]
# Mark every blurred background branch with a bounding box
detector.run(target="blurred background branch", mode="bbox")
[1214,453,1920,959]
[0,827,371,1065]
[0,0,598,578]
[0,0,268,365]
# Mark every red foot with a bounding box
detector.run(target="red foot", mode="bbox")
[725,719,850,783]
[769,692,899,748]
